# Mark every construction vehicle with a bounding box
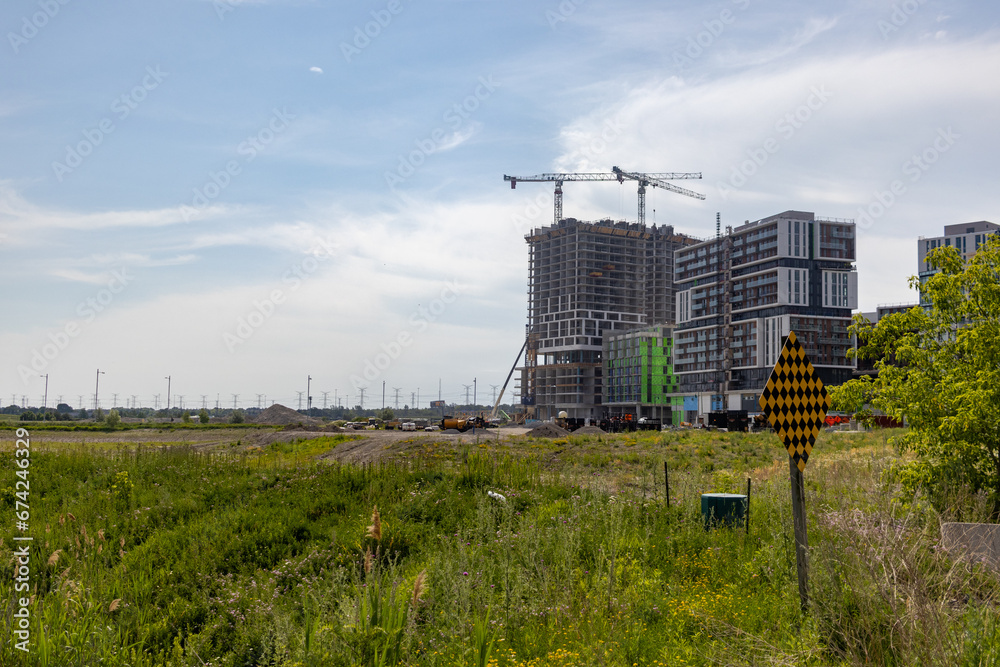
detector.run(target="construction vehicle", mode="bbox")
[440,414,488,432]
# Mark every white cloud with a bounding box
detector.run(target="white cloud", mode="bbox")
[309,66,323,74]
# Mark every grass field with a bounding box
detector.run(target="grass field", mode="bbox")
[0,427,997,666]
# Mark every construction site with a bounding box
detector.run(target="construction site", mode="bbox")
[503,168,858,427]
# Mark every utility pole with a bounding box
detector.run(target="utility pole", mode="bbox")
[393,387,401,410]
[473,378,477,407]
[216,394,220,409]
[322,391,329,410]
[382,381,385,411]
[94,369,105,411]
[307,375,312,417]
[463,384,472,406]
[165,376,171,410]
[417,387,420,409]
[438,379,442,402]
[410,392,415,412]
[40,374,48,410]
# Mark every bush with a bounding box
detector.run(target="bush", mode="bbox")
[105,409,121,427]
[199,409,210,424]
[231,409,246,424]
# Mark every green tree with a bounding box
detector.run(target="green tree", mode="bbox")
[198,408,210,424]
[230,409,245,424]
[181,410,192,424]
[105,409,121,427]
[834,236,1000,517]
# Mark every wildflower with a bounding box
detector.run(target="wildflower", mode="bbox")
[366,505,382,541]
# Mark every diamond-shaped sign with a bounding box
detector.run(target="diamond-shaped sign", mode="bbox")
[758,331,830,472]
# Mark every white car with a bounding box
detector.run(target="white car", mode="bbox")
[424,425,440,431]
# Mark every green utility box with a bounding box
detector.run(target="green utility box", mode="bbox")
[701,493,747,529]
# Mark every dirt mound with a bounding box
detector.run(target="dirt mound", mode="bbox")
[573,425,606,435]
[441,429,461,434]
[525,423,570,438]
[254,404,323,426]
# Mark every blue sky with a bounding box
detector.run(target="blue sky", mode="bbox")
[2,0,999,410]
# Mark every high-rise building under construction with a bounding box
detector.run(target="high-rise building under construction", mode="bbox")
[519,218,699,420]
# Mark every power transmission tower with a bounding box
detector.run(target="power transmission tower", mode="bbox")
[201,395,208,410]
[131,395,138,409]
[154,394,160,410]
[112,393,118,408]
[491,384,499,404]
[232,394,239,409]
[463,384,472,405]
[178,395,184,410]
[256,394,264,409]
[393,387,401,410]
[359,388,365,410]
[322,391,329,409]
[296,391,304,410]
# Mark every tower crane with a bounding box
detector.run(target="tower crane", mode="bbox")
[504,167,704,225]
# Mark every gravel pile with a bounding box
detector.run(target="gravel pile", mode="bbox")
[573,425,606,434]
[254,404,323,426]
[525,423,570,438]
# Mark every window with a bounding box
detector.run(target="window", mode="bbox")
[823,271,853,308]
[783,268,808,305]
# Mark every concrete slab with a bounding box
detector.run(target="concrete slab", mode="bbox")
[941,522,1000,569]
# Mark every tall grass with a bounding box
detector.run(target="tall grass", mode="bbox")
[0,430,996,665]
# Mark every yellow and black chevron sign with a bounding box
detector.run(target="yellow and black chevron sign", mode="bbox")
[758,331,830,472]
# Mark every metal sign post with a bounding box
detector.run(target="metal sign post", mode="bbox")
[758,331,830,612]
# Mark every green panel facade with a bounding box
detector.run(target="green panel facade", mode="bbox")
[603,325,677,418]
